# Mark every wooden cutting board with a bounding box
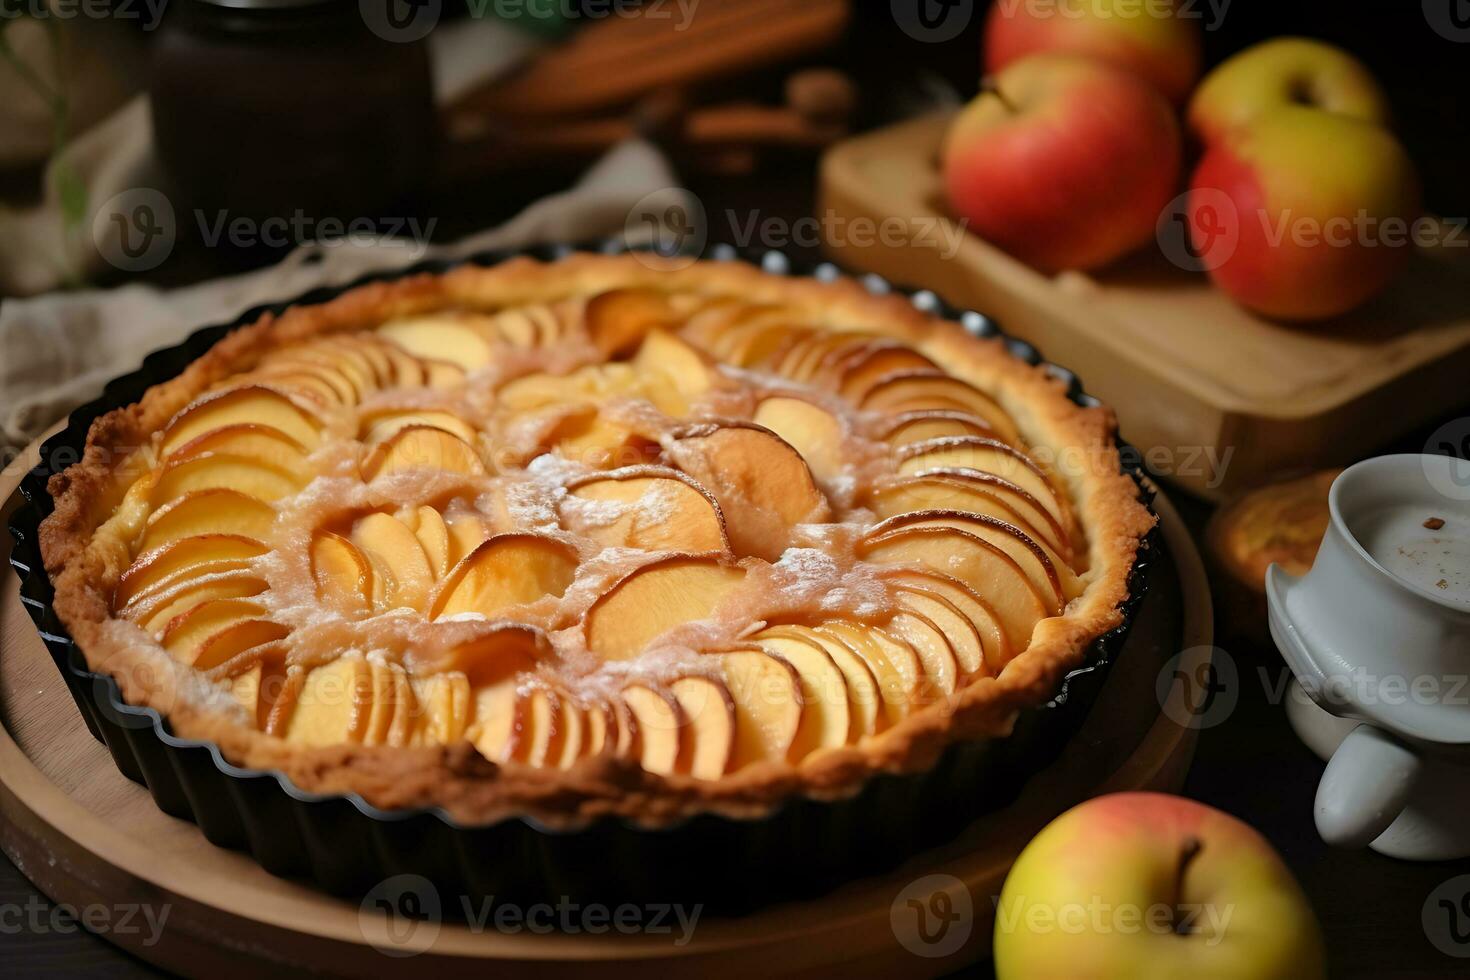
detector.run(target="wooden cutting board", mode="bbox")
[0,433,1210,977]
[819,114,1470,500]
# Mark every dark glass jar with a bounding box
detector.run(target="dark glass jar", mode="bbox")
[150,0,436,250]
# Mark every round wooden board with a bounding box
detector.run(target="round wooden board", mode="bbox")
[0,434,1211,978]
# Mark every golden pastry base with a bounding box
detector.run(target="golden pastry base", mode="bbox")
[1,435,1210,977]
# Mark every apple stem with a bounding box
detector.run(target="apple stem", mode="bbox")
[979,77,1018,114]
[1172,836,1204,936]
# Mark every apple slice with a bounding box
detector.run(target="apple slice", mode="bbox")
[423,360,466,389]
[446,511,492,565]
[669,423,829,557]
[360,409,478,447]
[511,686,568,767]
[335,335,397,388]
[283,656,373,746]
[619,684,685,776]
[374,337,427,388]
[883,611,959,700]
[310,531,374,613]
[160,598,286,668]
[584,554,746,661]
[861,372,1020,444]
[562,467,728,552]
[130,571,270,635]
[265,341,377,401]
[139,489,276,554]
[366,664,408,746]
[815,620,921,725]
[461,627,545,762]
[253,355,364,405]
[719,649,803,770]
[668,674,736,779]
[161,385,322,455]
[165,422,310,470]
[479,308,538,349]
[228,662,284,730]
[544,411,660,471]
[243,369,351,409]
[631,329,715,401]
[771,331,860,383]
[409,671,472,746]
[151,453,306,506]
[870,471,1072,562]
[378,316,496,371]
[579,700,613,761]
[859,526,1048,646]
[755,624,882,738]
[883,574,988,677]
[407,505,451,579]
[880,568,1014,672]
[114,534,269,609]
[872,510,1068,613]
[549,693,589,769]
[831,342,938,402]
[898,436,1068,529]
[707,317,805,368]
[749,633,851,759]
[585,288,679,358]
[362,424,487,481]
[431,533,577,620]
[881,410,996,449]
[352,513,435,612]
[751,397,847,486]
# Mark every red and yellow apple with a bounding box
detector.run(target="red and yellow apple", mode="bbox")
[994,792,1326,980]
[1188,37,1391,146]
[984,0,1202,106]
[1187,106,1420,320]
[943,55,1182,274]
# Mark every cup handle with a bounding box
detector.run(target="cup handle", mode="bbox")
[1315,724,1422,849]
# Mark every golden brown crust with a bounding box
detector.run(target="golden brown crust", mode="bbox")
[39,253,1154,828]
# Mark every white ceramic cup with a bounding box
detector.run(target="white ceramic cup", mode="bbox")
[1267,454,1470,856]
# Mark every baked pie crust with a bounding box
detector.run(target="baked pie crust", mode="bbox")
[40,254,1153,827]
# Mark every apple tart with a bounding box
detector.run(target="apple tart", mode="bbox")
[40,254,1152,826]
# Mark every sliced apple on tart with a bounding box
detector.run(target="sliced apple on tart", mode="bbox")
[138,489,275,554]
[584,554,746,661]
[159,385,322,456]
[361,424,487,481]
[561,467,728,553]
[859,524,1049,647]
[378,316,496,371]
[751,396,847,487]
[585,287,679,358]
[282,655,373,746]
[114,533,270,609]
[861,373,1019,445]
[432,533,577,620]
[717,648,803,770]
[897,436,1068,530]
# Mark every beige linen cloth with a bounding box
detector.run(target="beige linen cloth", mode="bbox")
[0,19,694,455]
